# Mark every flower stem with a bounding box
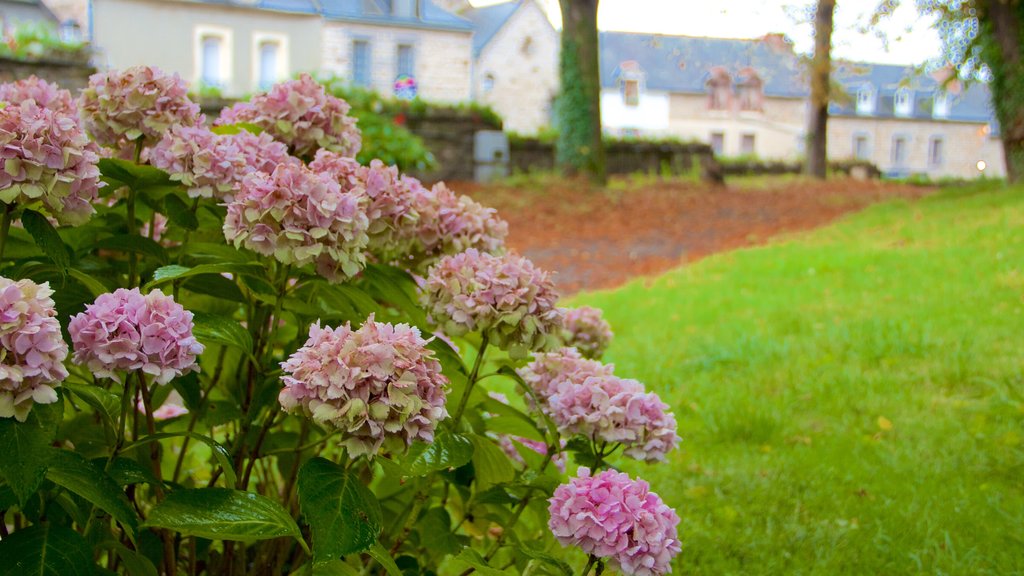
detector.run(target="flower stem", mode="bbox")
[581,556,598,575]
[0,203,14,266]
[453,334,490,424]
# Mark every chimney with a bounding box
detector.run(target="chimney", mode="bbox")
[760,33,793,53]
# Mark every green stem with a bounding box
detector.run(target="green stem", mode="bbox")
[453,334,490,424]
[0,203,14,265]
[127,139,143,288]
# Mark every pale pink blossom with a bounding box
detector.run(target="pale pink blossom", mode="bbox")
[549,468,681,576]
[0,76,77,115]
[559,306,614,359]
[0,277,68,422]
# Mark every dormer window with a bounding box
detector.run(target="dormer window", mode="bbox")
[736,69,763,111]
[393,0,420,18]
[622,79,640,106]
[707,67,731,111]
[618,60,644,107]
[894,87,913,117]
[856,84,875,115]
[933,91,950,118]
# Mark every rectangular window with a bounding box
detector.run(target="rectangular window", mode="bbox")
[397,44,415,78]
[710,132,725,155]
[740,133,756,156]
[891,136,908,167]
[623,79,640,107]
[201,35,223,86]
[933,93,950,118]
[738,85,762,111]
[854,135,869,160]
[352,40,371,87]
[258,41,280,89]
[928,137,944,167]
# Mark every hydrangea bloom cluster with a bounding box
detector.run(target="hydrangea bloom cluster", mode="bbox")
[223,162,369,281]
[0,76,76,114]
[544,373,679,462]
[559,306,614,359]
[548,468,681,576]
[516,347,612,407]
[0,277,68,422]
[78,66,202,153]
[310,152,421,261]
[279,316,449,457]
[411,182,507,270]
[0,99,102,224]
[420,249,561,356]
[217,74,360,159]
[137,389,189,421]
[68,288,204,385]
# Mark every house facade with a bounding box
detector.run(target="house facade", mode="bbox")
[464,0,558,133]
[828,62,1004,179]
[598,32,808,159]
[1,0,59,28]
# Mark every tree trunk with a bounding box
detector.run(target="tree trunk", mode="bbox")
[556,0,606,185]
[806,0,835,179]
[981,0,1024,183]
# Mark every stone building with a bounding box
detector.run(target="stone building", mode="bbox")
[1,0,59,28]
[463,0,558,133]
[598,32,808,159]
[828,61,1004,179]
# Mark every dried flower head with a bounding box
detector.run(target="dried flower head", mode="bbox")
[0,277,68,422]
[223,162,370,282]
[558,306,614,359]
[68,288,204,385]
[420,249,561,356]
[412,182,507,269]
[549,468,681,576]
[0,100,102,225]
[216,74,360,159]
[79,66,202,154]
[279,316,449,458]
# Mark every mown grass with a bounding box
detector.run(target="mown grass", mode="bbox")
[571,182,1024,575]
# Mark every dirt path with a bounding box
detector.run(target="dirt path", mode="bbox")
[459,177,933,293]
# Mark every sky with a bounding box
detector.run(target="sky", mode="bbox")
[468,0,945,66]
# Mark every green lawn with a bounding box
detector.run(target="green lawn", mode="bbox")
[572,182,1024,575]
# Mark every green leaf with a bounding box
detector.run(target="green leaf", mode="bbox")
[514,542,573,576]
[298,457,382,561]
[0,400,62,505]
[453,548,510,576]
[106,542,158,576]
[0,524,98,576]
[98,158,171,189]
[146,263,265,289]
[481,397,544,441]
[161,193,198,231]
[367,542,404,576]
[102,457,158,487]
[308,560,361,576]
[183,274,246,303]
[416,508,465,556]
[21,209,70,272]
[123,431,236,488]
[46,450,139,536]
[403,431,474,477]
[468,435,515,491]
[143,488,302,542]
[95,235,168,264]
[191,312,253,354]
[359,264,427,327]
[211,122,264,136]
[63,381,120,426]
[68,268,110,297]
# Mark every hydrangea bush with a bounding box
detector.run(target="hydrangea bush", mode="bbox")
[0,70,682,576]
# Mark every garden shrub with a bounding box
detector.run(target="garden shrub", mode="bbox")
[0,69,682,575]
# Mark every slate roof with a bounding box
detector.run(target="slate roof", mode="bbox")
[830,61,995,125]
[319,0,473,31]
[599,32,808,98]
[463,0,521,56]
[187,0,321,15]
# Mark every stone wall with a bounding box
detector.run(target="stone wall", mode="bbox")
[403,108,502,182]
[0,55,94,91]
[509,138,721,180]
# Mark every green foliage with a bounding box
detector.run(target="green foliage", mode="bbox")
[298,458,382,561]
[0,21,89,62]
[573,182,1024,574]
[0,524,98,576]
[143,488,303,542]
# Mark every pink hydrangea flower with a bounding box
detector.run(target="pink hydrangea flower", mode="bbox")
[546,374,679,462]
[223,162,369,282]
[137,389,189,421]
[412,182,507,269]
[559,306,614,359]
[420,249,561,356]
[549,468,681,576]
[279,315,449,458]
[0,100,102,224]
[68,288,204,385]
[0,76,77,115]
[517,347,613,405]
[310,152,422,261]
[0,277,68,422]
[216,74,360,159]
[79,66,202,154]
